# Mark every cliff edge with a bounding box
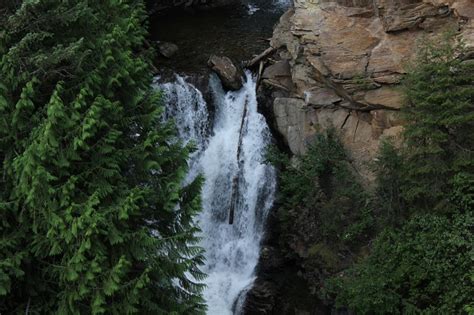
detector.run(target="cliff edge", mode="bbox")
[262,0,473,182]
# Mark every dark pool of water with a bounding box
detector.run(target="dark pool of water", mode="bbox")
[149,0,289,75]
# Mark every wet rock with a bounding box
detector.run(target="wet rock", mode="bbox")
[241,280,277,315]
[208,55,244,91]
[158,41,179,58]
[258,246,285,273]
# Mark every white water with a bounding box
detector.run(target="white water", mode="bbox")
[271,0,292,10]
[159,75,209,183]
[160,73,276,314]
[247,4,260,15]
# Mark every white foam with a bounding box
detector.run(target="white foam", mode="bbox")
[160,73,276,314]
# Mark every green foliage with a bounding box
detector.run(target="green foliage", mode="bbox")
[268,130,374,259]
[373,139,407,226]
[307,243,339,268]
[326,33,474,314]
[0,1,205,314]
[327,211,474,314]
[451,172,474,211]
[400,32,474,213]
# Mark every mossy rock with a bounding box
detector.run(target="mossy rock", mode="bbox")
[308,242,340,271]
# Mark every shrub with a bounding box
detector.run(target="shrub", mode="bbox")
[268,130,374,260]
[328,211,474,314]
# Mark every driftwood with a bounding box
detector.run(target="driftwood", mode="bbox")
[228,98,248,225]
[255,60,265,91]
[244,47,275,68]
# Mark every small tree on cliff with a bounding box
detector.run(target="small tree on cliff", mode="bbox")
[326,31,474,315]
[400,33,474,213]
[0,1,205,313]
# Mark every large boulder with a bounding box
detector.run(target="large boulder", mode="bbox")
[157,41,179,58]
[208,55,244,91]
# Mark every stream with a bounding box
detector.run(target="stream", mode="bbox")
[150,0,289,74]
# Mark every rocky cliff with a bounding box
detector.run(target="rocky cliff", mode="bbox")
[261,0,473,182]
[242,1,473,313]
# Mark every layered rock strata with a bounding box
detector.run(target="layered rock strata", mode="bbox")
[262,0,473,181]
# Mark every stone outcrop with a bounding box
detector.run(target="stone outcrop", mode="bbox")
[241,211,332,315]
[208,55,244,91]
[261,0,473,182]
[246,3,473,313]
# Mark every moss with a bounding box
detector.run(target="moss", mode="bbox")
[308,243,340,271]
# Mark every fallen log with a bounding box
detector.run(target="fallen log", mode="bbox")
[255,60,265,91]
[244,47,275,68]
[228,97,248,225]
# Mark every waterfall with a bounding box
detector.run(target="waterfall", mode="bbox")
[159,72,276,314]
[159,75,209,184]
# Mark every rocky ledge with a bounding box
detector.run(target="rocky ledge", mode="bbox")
[259,0,473,182]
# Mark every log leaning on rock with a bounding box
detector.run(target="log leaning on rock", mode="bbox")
[244,47,276,68]
[228,97,248,225]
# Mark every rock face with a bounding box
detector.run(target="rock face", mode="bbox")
[239,280,277,314]
[243,2,473,313]
[262,0,473,182]
[241,211,334,315]
[208,55,244,91]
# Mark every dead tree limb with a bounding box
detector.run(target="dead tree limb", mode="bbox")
[256,60,265,91]
[229,97,248,225]
[244,47,275,68]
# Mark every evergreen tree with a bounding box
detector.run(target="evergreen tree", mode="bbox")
[326,33,474,314]
[328,211,474,314]
[0,1,205,314]
[267,130,374,277]
[373,139,407,226]
[401,33,474,212]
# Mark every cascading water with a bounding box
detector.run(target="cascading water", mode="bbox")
[159,75,209,184]
[160,72,276,314]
